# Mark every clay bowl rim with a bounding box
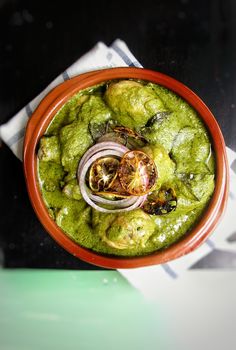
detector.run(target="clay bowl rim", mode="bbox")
[23,67,229,269]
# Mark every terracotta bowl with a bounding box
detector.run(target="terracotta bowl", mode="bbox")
[23,67,229,269]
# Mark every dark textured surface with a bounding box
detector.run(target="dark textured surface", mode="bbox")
[0,0,235,269]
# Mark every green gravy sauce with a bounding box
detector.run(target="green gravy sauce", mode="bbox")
[38,80,215,256]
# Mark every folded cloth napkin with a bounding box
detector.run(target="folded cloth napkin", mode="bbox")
[1,39,236,297]
[0,39,142,159]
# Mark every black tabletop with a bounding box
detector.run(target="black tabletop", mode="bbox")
[0,0,235,269]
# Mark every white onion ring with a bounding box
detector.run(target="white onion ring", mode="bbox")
[89,192,138,208]
[77,141,129,176]
[139,194,148,207]
[77,141,131,206]
[78,149,145,213]
[77,141,146,213]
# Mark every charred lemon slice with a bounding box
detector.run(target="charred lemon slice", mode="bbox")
[118,150,157,196]
[96,178,130,198]
[142,187,177,215]
[113,126,146,142]
[88,157,119,192]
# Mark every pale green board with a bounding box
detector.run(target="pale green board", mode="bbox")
[0,270,168,350]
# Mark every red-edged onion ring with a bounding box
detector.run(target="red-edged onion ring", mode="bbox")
[78,149,146,213]
[78,141,129,176]
[89,192,138,208]
[78,141,130,208]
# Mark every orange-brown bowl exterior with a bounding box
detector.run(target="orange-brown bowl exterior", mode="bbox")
[23,67,229,269]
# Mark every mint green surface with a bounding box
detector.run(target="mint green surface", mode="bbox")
[0,270,168,350]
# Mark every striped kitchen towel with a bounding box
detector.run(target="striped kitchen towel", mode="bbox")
[0,39,141,160]
[0,39,235,297]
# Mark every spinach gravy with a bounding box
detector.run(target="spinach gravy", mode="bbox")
[37,79,215,256]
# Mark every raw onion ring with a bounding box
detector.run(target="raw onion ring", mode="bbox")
[78,149,146,213]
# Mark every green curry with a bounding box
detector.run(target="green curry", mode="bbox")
[37,79,215,256]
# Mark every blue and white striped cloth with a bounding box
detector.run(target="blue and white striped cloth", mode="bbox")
[1,38,235,297]
[0,39,142,160]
